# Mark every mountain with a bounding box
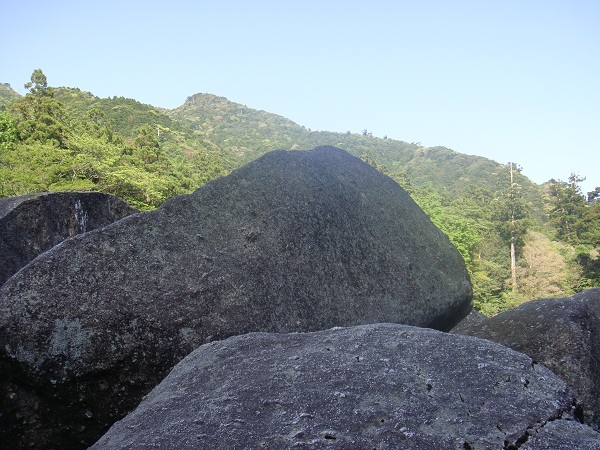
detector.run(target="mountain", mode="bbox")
[169,93,529,199]
[169,93,308,163]
[51,88,533,208]
[1,72,598,314]
[50,88,539,208]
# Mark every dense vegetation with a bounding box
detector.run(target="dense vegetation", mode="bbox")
[0,71,227,209]
[1,70,598,314]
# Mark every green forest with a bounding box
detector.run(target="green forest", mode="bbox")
[1,70,599,315]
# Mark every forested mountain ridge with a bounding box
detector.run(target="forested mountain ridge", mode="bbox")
[169,93,546,207]
[169,92,308,164]
[1,70,598,314]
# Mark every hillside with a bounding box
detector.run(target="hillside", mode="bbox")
[1,70,598,314]
[0,83,20,105]
[49,88,541,209]
[52,88,533,207]
[169,93,308,163]
[169,93,533,200]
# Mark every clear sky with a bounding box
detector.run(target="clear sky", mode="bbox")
[1,0,598,193]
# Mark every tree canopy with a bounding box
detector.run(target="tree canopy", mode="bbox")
[0,70,227,209]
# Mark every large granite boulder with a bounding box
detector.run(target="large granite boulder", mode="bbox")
[91,323,597,449]
[0,146,472,449]
[453,287,600,430]
[0,191,137,286]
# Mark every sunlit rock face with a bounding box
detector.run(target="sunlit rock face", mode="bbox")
[0,146,471,448]
[91,323,597,450]
[0,191,137,286]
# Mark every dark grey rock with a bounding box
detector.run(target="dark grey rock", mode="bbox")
[0,147,472,449]
[452,308,486,329]
[91,323,596,450]
[0,191,137,286]
[520,419,600,449]
[453,287,600,430]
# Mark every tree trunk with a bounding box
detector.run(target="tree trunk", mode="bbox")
[509,162,518,290]
[510,235,517,290]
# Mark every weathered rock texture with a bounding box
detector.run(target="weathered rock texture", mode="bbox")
[0,147,472,449]
[520,419,600,450]
[91,323,597,450]
[0,191,137,286]
[453,287,600,430]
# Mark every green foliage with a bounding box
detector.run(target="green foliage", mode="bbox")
[546,174,587,243]
[11,70,70,148]
[0,141,72,195]
[0,70,228,209]
[0,110,17,151]
[544,175,600,290]
[578,195,600,288]
[410,189,479,267]
[24,69,50,96]
[408,184,519,314]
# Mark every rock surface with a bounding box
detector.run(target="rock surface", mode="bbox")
[520,419,600,450]
[91,323,597,450]
[0,191,137,286]
[453,287,600,430]
[0,146,472,449]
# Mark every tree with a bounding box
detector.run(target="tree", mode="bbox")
[11,69,69,148]
[587,187,600,205]
[492,162,530,290]
[0,141,71,195]
[516,231,577,300]
[24,69,51,97]
[546,173,587,243]
[579,186,600,288]
[413,189,479,268]
[1,70,230,210]
[581,186,600,247]
[0,70,75,195]
[0,110,17,151]
[133,124,161,164]
[545,174,600,290]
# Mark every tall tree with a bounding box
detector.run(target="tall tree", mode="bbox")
[546,173,587,243]
[24,69,51,97]
[11,69,69,148]
[493,162,530,290]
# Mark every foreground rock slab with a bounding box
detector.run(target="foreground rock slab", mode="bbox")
[0,147,472,449]
[91,323,596,450]
[453,287,600,430]
[0,191,136,286]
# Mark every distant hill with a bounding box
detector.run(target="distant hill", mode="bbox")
[2,72,597,314]
[53,88,531,205]
[168,93,542,207]
[54,88,187,139]
[168,93,311,163]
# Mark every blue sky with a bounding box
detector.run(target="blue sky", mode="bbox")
[1,0,598,193]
